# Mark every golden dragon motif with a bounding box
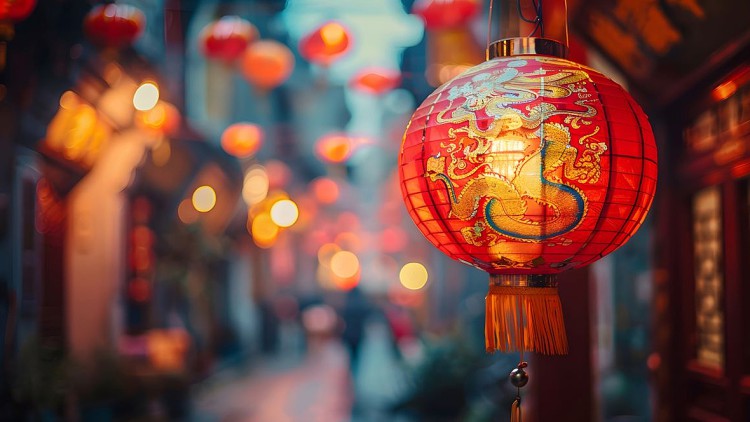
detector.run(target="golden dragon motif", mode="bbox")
[426,58,607,243]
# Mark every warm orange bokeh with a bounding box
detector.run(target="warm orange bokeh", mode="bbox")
[315,133,352,164]
[221,122,263,158]
[136,101,180,136]
[310,177,340,204]
[240,40,295,90]
[350,68,401,94]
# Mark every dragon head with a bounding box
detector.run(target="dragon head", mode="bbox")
[425,153,447,181]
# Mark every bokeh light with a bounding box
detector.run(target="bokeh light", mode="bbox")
[310,177,339,204]
[399,262,428,290]
[133,82,160,111]
[315,133,353,164]
[330,251,359,279]
[221,123,263,158]
[192,185,216,213]
[251,212,279,248]
[242,165,269,205]
[270,199,299,228]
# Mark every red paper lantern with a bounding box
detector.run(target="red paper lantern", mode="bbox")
[0,0,36,21]
[84,4,145,49]
[240,40,294,90]
[350,67,401,95]
[412,0,481,30]
[299,21,350,66]
[221,122,263,158]
[200,16,257,63]
[399,53,657,355]
[315,133,353,164]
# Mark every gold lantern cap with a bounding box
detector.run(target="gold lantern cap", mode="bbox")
[488,37,568,60]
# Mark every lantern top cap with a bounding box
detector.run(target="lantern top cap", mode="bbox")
[488,37,568,60]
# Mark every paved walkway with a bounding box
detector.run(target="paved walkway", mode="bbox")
[192,320,412,422]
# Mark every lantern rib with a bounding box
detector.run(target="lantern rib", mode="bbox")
[409,91,468,259]
[565,66,617,264]
[582,96,649,266]
[418,91,476,262]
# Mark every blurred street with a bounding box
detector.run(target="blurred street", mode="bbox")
[193,319,412,422]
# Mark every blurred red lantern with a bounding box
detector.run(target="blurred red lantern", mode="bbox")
[84,4,145,49]
[0,0,35,21]
[315,133,352,164]
[221,122,263,158]
[240,40,294,90]
[399,50,657,355]
[200,16,257,63]
[299,21,350,66]
[350,67,401,95]
[412,0,481,30]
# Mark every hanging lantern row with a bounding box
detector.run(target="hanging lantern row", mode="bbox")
[197,17,382,91]
[84,3,145,49]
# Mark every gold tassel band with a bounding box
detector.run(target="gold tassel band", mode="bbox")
[485,275,568,355]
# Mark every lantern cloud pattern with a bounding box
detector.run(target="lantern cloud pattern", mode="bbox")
[399,56,657,354]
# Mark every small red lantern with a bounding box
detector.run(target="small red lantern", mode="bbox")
[0,0,36,21]
[315,133,353,164]
[399,47,657,355]
[221,122,263,158]
[84,4,145,49]
[240,40,294,90]
[412,0,481,30]
[200,16,257,63]
[299,21,350,66]
[350,67,401,95]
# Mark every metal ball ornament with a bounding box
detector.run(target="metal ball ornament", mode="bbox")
[509,367,529,388]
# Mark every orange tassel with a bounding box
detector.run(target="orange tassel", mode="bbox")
[511,397,522,422]
[485,285,568,355]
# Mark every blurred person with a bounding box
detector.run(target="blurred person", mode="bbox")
[338,286,373,378]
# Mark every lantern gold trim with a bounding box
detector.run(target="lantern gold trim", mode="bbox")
[488,37,568,60]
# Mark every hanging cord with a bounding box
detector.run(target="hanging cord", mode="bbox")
[517,0,544,37]
[486,0,495,60]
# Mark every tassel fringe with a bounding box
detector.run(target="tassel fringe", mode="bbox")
[485,285,568,355]
[511,397,522,422]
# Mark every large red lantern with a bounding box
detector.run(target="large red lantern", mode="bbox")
[200,16,257,63]
[240,40,294,90]
[399,40,657,355]
[84,4,145,49]
[299,21,351,66]
[412,0,481,30]
[0,0,36,21]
